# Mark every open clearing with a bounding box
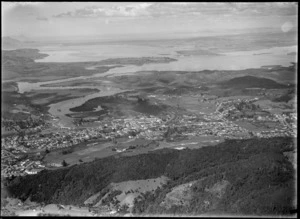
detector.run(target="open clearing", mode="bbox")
[161,179,230,209]
[43,138,159,167]
[2,197,95,216]
[163,95,218,114]
[155,135,224,150]
[234,120,261,131]
[16,204,94,216]
[161,181,197,209]
[254,99,294,113]
[43,141,116,166]
[86,176,169,210]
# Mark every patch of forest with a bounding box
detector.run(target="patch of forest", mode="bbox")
[220,76,289,89]
[272,89,296,103]
[5,137,296,216]
[69,94,169,116]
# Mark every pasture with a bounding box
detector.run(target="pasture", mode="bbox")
[156,135,224,150]
[43,141,116,166]
[86,176,169,210]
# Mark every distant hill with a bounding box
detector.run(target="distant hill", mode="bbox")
[1,49,176,81]
[220,75,289,89]
[2,49,49,69]
[3,49,49,60]
[9,34,31,42]
[2,36,36,49]
[2,37,23,50]
[176,49,223,56]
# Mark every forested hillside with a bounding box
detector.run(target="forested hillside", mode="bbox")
[6,137,296,216]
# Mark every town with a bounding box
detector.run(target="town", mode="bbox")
[1,96,297,178]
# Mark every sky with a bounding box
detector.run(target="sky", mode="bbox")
[1,2,298,40]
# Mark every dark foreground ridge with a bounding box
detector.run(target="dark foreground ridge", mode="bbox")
[6,137,296,216]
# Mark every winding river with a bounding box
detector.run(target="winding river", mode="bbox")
[48,87,126,127]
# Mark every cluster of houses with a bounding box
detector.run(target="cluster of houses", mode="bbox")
[1,95,296,178]
[1,159,45,178]
[253,130,294,138]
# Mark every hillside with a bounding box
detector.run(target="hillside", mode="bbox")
[176,49,223,56]
[220,76,289,89]
[5,137,296,216]
[69,93,170,117]
[3,49,49,60]
[2,37,23,50]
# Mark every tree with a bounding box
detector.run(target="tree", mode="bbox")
[62,160,68,167]
[137,94,148,102]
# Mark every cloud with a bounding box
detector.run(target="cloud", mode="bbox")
[52,2,298,19]
[54,3,153,18]
[2,2,43,11]
[14,2,42,6]
[36,16,48,21]
[228,2,298,16]
[2,2,45,18]
[169,3,194,5]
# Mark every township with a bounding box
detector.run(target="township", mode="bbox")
[1,95,296,178]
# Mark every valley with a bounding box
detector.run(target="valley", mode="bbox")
[1,5,297,216]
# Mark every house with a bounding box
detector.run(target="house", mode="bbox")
[50,163,63,167]
[25,168,43,175]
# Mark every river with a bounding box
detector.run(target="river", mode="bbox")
[48,87,127,127]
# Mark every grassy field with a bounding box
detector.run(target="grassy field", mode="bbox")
[155,135,224,151]
[43,141,115,166]
[180,96,217,114]
[161,180,197,209]
[15,203,94,216]
[254,99,294,114]
[42,134,222,168]
[234,120,260,131]
[250,121,283,130]
[44,134,222,166]
[86,176,169,210]
[2,89,39,120]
